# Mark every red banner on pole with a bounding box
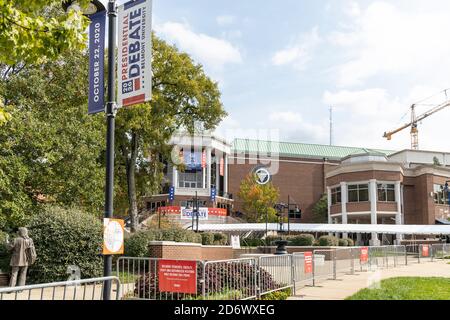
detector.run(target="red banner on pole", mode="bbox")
[360,247,369,263]
[202,150,206,169]
[304,252,313,274]
[422,245,429,257]
[158,260,197,294]
[219,157,224,176]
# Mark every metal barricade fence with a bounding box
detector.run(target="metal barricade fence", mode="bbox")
[203,258,258,300]
[353,247,370,272]
[312,249,335,284]
[405,244,420,264]
[116,257,203,300]
[431,244,450,260]
[258,255,294,297]
[0,276,121,300]
[418,244,433,263]
[334,247,355,276]
[292,252,314,290]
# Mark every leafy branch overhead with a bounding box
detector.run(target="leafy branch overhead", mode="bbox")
[0,1,90,65]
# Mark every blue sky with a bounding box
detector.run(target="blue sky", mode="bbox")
[114,0,450,152]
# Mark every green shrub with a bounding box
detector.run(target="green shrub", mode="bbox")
[318,235,339,246]
[261,288,292,300]
[338,239,348,246]
[124,229,162,257]
[213,233,228,245]
[265,236,282,245]
[290,234,315,246]
[27,206,103,284]
[346,238,355,246]
[201,232,215,245]
[124,227,202,257]
[0,231,10,273]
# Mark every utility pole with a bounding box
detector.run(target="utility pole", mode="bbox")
[103,0,117,301]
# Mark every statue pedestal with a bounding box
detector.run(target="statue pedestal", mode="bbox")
[274,240,289,255]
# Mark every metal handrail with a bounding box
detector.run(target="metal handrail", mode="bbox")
[0,276,122,300]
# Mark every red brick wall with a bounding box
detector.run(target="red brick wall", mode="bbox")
[229,157,337,222]
[148,242,234,261]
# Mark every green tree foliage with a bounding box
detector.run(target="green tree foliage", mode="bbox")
[0,51,105,230]
[116,34,227,231]
[0,1,90,65]
[237,173,280,223]
[312,194,328,223]
[27,206,103,283]
[0,2,90,128]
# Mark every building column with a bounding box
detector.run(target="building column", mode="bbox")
[206,147,212,192]
[215,152,220,194]
[356,233,362,246]
[369,179,380,246]
[172,164,178,189]
[340,182,348,239]
[395,181,403,244]
[333,218,339,238]
[327,187,332,236]
[224,155,228,194]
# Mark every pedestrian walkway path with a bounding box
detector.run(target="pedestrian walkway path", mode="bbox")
[289,260,450,300]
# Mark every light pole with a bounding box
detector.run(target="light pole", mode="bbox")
[62,0,116,300]
[189,191,199,231]
[274,203,287,233]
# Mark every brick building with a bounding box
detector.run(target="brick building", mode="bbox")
[145,133,450,236]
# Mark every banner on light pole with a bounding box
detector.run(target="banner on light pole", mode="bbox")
[88,10,106,114]
[117,0,153,108]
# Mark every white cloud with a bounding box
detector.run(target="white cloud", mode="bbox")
[155,21,242,72]
[216,15,236,27]
[322,86,450,150]
[329,1,450,87]
[268,111,328,143]
[323,88,403,117]
[272,27,321,70]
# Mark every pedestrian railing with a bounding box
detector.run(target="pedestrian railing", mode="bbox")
[3,243,448,301]
[0,276,121,300]
[431,243,450,260]
[203,258,258,300]
[292,252,314,288]
[311,249,335,285]
[116,256,204,300]
[258,255,294,297]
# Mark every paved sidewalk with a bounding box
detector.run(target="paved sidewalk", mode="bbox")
[289,260,450,300]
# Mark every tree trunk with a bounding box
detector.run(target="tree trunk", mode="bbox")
[127,132,139,233]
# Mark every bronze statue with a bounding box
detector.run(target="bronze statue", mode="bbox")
[5,227,37,287]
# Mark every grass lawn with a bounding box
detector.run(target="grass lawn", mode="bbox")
[346,277,450,300]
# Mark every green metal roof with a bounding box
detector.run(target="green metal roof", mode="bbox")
[231,139,396,160]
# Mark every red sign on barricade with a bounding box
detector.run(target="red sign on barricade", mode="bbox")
[360,247,369,263]
[158,260,197,294]
[304,252,313,274]
[422,245,429,257]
